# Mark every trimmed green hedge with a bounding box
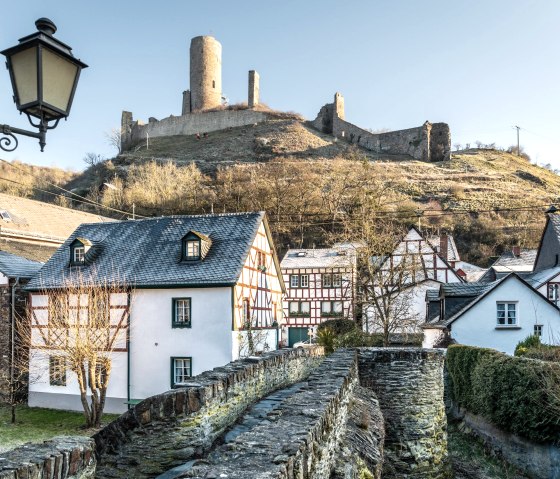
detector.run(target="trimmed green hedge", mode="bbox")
[447,344,560,444]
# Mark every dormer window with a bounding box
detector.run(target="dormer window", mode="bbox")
[185,240,201,260]
[70,237,93,266]
[73,246,85,263]
[181,230,212,262]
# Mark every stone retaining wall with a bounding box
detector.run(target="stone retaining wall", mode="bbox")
[0,437,95,479]
[358,348,449,479]
[93,347,324,478]
[450,406,560,479]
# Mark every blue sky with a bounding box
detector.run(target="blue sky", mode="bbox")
[0,0,558,171]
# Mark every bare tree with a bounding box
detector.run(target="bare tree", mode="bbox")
[28,269,131,427]
[105,128,123,155]
[83,152,104,167]
[337,217,422,346]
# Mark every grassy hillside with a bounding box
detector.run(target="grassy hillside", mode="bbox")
[34,118,560,265]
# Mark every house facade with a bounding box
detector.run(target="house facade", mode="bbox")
[280,245,356,347]
[423,274,560,354]
[25,212,284,413]
[364,227,463,334]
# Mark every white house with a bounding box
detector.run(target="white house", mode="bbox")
[365,227,463,334]
[280,245,357,346]
[25,212,284,413]
[423,274,560,354]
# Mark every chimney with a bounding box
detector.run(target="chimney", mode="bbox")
[439,234,448,261]
[512,246,521,257]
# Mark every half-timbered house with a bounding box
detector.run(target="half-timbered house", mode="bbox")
[365,227,463,334]
[280,245,357,346]
[25,212,284,413]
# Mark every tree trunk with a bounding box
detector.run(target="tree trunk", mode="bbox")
[11,403,16,424]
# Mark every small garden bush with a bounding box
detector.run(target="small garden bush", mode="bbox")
[514,334,542,356]
[317,319,357,336]
[447,344,560,444]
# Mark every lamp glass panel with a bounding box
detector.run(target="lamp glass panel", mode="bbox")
[11,47,38,106]
[41,47,78,113]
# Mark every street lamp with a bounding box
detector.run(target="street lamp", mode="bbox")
[0,18,87,152]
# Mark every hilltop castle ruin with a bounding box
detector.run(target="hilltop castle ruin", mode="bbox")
[120,36,450,162]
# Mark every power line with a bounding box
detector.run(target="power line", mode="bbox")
[0,158,148,218]
[0,175,147,219]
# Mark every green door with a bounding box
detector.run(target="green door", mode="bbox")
[288,327,309,347]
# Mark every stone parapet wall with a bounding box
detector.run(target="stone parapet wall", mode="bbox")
[0,437,95,479]
[121,110,271,151]
[184,348,363,479]
[358,348,449,479]
[93,347,324,478]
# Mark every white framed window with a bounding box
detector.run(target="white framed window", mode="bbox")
[49,356,66,386]
[242,298,251,324]
[171,357,192,387]
[73,246,85,263]
[290,274,309,288]
[185,240,200,260]
[497,302,517,326]
[322,274,332,288]
[290,275,299,288]
[534,324,543,337]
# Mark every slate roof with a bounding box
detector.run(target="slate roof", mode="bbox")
[26,212,266,290]
[425,289,439,301]
[0,192,112,242]
[526,265,560,289]
[441,282,496,297]
[491,249,536,273]
[281,244,356,270]
[0,250,43,278]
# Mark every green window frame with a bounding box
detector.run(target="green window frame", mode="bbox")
[170,356,192,388]
[172,298,192,328]
[49,355,66,386]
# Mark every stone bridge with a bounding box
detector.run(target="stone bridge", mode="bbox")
[0,348,448,479]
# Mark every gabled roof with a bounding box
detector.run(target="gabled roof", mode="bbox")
[429,274,559,328]
[0,250,43,278]
[0,192,112,243]
[26,212,269,290]
[281,244,356,269]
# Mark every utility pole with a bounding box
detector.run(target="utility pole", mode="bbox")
[514,125,521,156]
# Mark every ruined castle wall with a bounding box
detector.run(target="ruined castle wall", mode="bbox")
[429,122,451,162]
[332,116,431,160]
[190,36,222,112]
[248,70,259,108]
[124,110,271,150]
[0,437,95,479]
[93,347,324,478]
[358,348,449,479]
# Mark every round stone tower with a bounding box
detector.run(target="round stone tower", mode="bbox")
[189,36,222,112]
